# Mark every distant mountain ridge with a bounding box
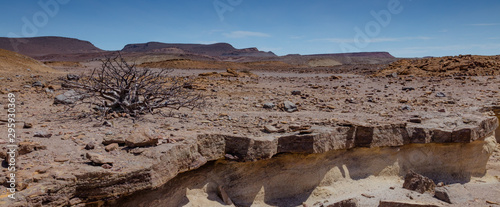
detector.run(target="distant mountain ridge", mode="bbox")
[0,36,396,65]
[0,36,103,57]
[121,42,277,57]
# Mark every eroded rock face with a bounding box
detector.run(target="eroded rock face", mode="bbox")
[114,135,497,207]
[8,114,498,207]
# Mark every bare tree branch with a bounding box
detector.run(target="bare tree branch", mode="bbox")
[62,53,205,117]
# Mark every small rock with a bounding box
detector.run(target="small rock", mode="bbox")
[18,142,47,155]
[282,101,298,113]
[379,200,440,207]
[434,187,451,204]
[105,143,119,152]
[45,88,54,93]
[264,125,278,133]
[86,152,113,165]
[401,105,412,111]
[402,87,415,91]
[32,81,43,87]
[102,164,112,169]
[54,156,69,162]
[23,122,33,128]
[361,193,375,198]
[330,75,342,80]
[299,129,314,134]
[54,90,83,105]
[67,74,80,81]
[84,142,95,150]
[225,154,239,160]
[289,125,311,131]
[434,185,473,204]
[263,102,275,109]
[34,131,52,138]
[402,170,436,194]
[326,198,357,207]
[438,109,446,113]
[436,92,446,97]
[291,90,302,95]
[125,126,158,147]
[345,98,357,104]
[409,118,422,123]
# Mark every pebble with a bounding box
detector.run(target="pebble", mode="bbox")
[85,142,95,150]
[264,125,278,133]
[291,90,302,95]
[34,131,52,138]
[436,92,446,97]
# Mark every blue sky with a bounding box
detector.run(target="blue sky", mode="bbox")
[1,0,499,57]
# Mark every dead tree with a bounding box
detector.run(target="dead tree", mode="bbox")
[64,54,204,116]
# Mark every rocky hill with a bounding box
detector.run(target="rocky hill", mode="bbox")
[0,36,103,57]
[0,49,55,74]
[376,54,500,77]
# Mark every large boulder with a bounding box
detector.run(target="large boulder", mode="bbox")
[54,89,83,105]
[402,170,436,194]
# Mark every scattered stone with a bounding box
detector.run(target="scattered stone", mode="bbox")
[401,105,412,111]
[19,142,47,155]
[84,142,95,150]
[434,185,473,204]
[289,125,311,131]
[86,152,113,165]
[281,101,298,112]
[361,193,375,198]
[291,90,302,95]
[34,131,52,138]
[263,102,275,109]
[402,170,436,194]
[438,109,446,113]
[330,75,342,80]
[434,187,451,204]
[326,198,357,207]
[67,74,80,81]
[54,90,83,105]
[33,166,49,174]
[402,87,415,91]
[299,129,314,134]
[102,136,125,145]
[32,81,43,87]
[345,98,357,104]
[198,72,218,77]
[125,126,159,147]
[54,156,69,162]
[409,118,422,123]
[23,122,33,128]
[105,143,119,152]
[217,185,233,205]
[224,154,239,160]
[378,200,441,207]
[264,125,278,133]
[435,92,446,97]
[45,88,54,93]
[102,164,112,169]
